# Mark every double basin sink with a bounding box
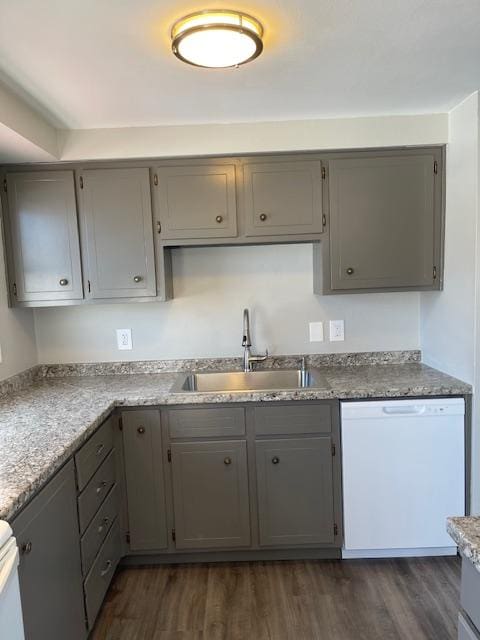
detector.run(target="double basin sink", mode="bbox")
[171,368,329,393]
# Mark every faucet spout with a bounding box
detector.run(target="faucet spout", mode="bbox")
[242,308,251,347]
[241,308,268,372]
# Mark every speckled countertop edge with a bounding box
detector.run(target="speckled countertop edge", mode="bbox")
[447,517,480,573]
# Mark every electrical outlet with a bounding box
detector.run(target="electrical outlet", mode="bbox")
[116,329,132,350]
[309,321,324,342]
[329,320,345,342]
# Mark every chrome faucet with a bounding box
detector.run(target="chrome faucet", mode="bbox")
[242,308,268,372]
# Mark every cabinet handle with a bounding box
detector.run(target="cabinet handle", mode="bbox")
[21,541,33,555]
[96,481,108,494]
[95,443,104,456]
[215,215,223,223]
[224,457,232,465]
[133,275,143,283]
[346,267,354,275]
[259,213,267,222]
[59,278,69,286]
[100,560,113,577]
[272,456,280,465]
[97,517,110,534]
[137,426,145,434]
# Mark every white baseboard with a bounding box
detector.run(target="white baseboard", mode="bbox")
[341,546,458,559]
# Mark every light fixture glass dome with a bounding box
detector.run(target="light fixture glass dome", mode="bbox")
[171,10,263,68]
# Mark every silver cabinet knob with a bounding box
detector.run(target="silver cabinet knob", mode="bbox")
[100,560,113,577]
[224,457,232,465]
[96,481,107,494]
[21,541,33,555]
[272,456,280,465]
[215,215,223,223]
[259,213,267,221]
[97,517,110,535]
[137,426,145,434]
[346,268,354,275]
[133,275,143,283]
[95,443,105,456]
[59,278,68,286]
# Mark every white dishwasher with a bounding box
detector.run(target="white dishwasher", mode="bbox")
[0,521,25,640]
[341,398,465,559]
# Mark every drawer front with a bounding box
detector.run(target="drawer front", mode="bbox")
[168,407,245,439]
[254,403,332,436]
[80,484,118,576]
[75,417,113,491]
[459,613,480,640]
[84,518,121,630]
[78,450,116,533]
[461,558,480,632]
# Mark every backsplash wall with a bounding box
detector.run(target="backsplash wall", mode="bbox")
[33,244,420,364]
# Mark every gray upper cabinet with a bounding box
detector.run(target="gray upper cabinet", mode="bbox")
[154,163,237,239]
[255,437,335,547]
[171,440,251,549]
[320,151,442,292]
[243,160,324,236]
[5,171,83,303]
[122,410,168,551]
[80,168,156,298]
[12,460,86,640]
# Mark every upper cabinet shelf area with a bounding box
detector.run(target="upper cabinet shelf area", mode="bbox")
[0,147,444,307]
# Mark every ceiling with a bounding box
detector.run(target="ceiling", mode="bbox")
[0,0,479,130]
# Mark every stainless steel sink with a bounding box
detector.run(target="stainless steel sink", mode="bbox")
[171,369,329,393]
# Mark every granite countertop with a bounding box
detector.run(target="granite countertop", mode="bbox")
[447,517,480,573]
[0,353,471,523]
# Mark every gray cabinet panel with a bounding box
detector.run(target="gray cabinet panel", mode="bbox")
[327,153,438,290]
[255,437,335,546]
[171,440,250,549]
[6,171,83,302]
[154,164,237,239]
[75,416,113,491]
[168,407,245,439]
[80,484,118,576]
[12,460,86,640]
[80,168,156,298]
[243,160,324,236]
[254,403,332,436]
[77,450,116,533]
[122,410,168,551]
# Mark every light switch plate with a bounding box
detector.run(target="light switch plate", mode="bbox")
[309,321,324,342]
[116,329,132,350]
[329,320,345,342]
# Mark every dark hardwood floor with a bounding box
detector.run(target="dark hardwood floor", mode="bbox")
[91,556,461,640]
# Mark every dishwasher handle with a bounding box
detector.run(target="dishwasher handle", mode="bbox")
[382,405,426,416]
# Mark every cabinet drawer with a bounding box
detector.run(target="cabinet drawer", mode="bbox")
[75,417,113,491]
[84,518,121,630]
[80,484,118,576]
[459,613,480,640]
[78,450,116,533]
[254,403,332,436]
[168,407,245,438]
[461,558,480,632]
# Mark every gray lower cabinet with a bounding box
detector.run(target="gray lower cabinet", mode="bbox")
[79,167,156,299]
[153,163,238,239]
[12,460,86,640]
[5,170,83,303]
[171,440,251,549]
[243,159,324,236]
[255,437,335,546]
[317,149,443,293]
[122,410,168,551]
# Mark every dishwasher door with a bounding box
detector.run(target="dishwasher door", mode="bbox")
[0,522,25,640]
[341,398,465,558]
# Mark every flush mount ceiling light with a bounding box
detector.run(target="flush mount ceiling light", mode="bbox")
[171,9,263,68]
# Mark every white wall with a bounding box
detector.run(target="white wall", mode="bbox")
[0,207,37,380]
[34,244,420,363]
[420,92,480,513]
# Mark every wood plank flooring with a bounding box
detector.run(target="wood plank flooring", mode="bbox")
[91,557,461,640]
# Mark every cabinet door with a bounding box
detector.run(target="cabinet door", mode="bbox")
[6,171,83,302]
[12,460,86,640]
[171,440,250,549]
[154,164,237,239]
[243,160,324,236]
[80,168,156,298]
[328,153,438,290]
[122,410,168,551]
[255,437,335,546]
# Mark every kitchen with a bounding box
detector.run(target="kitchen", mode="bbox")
[0,2,479,639]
